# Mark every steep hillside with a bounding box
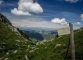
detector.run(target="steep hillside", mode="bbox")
[28,29,83,60]
[0,14,34,60]
[24,30,44,41]
[0,13,12,26]
[39,30,57,40]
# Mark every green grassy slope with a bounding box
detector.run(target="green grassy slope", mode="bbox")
[28,30,83,60]
[0,22,35,60]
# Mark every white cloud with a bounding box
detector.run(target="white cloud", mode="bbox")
[11,0,43,16]
[75,22,82,25]
[59,0,80,3]
[3,12,82,30]
[10,17,68,29]
[0,0,4,4]
[81,14,83,21]
[51,18,68,25]
[65,0,79,3]
[11,8,31,16]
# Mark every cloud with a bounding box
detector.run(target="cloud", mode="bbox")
[65,0,79,3]
[51,18,68,25]
[10,17,68,29]
[0,0,4,4]
[75,22,82,25]
[81,14,83,21]
[11,8,31,16]
[59,0,80,3]
[3,12,81,30]
[11,0,43,16]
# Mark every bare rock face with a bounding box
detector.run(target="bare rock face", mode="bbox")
[0,13,12,26]
[0,13,29,39]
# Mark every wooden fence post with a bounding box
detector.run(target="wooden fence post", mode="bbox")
[69,23,75,60]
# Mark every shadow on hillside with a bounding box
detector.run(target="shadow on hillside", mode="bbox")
[24,31,44,41]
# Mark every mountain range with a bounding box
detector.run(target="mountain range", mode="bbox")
[22,30,57,41]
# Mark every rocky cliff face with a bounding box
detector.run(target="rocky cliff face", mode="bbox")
[0,13,29,40]
[0,13,12,26]
[0,13,22,36]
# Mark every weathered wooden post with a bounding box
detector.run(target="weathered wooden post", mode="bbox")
[58,23,75,60]
[69,23,75,60]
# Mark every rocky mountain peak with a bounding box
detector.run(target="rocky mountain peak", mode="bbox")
[0,13,12,26]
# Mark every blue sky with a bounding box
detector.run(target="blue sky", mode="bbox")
[0,0,83,30]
